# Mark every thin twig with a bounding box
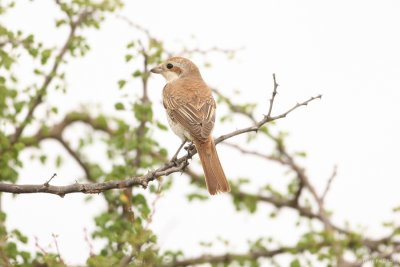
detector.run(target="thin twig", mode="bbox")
[322,165,338,203]
[56,137,92,180]
[83,227,94,257]
[115,14,152,39]
[34,237,48,256]
[181,46,243,56]
[212,88,257,123]
[52,233,64,263]
[223,142,284,163]
[266,73,279,118]
[44,173,57,187]
[215,94,322,144]
[144,180,163,229]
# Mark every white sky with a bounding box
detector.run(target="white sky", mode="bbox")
[2,0,400,266]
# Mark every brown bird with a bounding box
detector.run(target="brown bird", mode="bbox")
[150,57,230,195]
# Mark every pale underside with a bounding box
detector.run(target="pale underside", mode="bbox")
[166,114,192,141]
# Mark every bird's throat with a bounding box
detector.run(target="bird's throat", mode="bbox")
[162,71,180,82]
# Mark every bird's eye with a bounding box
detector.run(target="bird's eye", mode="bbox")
[166,63,173,69]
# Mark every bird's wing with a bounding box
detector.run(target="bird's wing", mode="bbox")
[163,83,216,143]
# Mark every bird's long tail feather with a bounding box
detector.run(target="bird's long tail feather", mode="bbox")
[194,137,230,195]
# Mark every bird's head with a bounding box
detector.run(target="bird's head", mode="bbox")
[150,56,201,82]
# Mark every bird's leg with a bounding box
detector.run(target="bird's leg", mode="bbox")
[184,141,195,160]
[170,139,187,165]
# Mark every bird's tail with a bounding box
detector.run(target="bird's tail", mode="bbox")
[194,137,230,195]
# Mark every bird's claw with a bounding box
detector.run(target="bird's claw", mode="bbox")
[184,142,195,151]
[169,156,179,167]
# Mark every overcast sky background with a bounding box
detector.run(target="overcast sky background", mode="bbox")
[2,0,400,265]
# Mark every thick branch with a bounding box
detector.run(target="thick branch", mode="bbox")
[0,160,188,197]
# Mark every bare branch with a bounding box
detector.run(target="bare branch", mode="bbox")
[44,173,57,187]
[180,46,242,56]
[162,242,328,267]
[0,159,188,196]
[212,88,257,123]
[266,73,279,118]
[321,165,338,203]
[52,233,64,264]
[115,14,152,39]
[83,227,94,257]
[55,137,92,180]
[223,142,284,163]
[215,94,321,144]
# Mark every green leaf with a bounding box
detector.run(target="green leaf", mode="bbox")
[55,155,63,168]
[55,19,67,27]
[11,229,28,243]
[159,148,168,157]
[393,205,400,212]
[156,121,168,131]
[132,194,150,218]
[132,70,142,77]
[33,68,43,75]
[40,48,52,65]
[295,151,307,158]
[39,155,47,164]
[114,102,125,110]
[126,41,135,49]
[51,106,58,114]
[117,79,126,89]
[125,54,133,62]
[290,259,301,267]
[5,242,17,259]
[187,193,208,202]
[13,101,24,113]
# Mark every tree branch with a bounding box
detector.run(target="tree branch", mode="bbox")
[0,160,187,197]
[0,77,321,196]
[11,9,93,144]
[21,111,113,145]
[266,73,279,118]
[215,94,321,144]
[162,242,328,267]
[321,165,338,203]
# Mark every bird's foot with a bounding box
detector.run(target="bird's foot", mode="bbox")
[184,141,195,152]
[169,156,180,167]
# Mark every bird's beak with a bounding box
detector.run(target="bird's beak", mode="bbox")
[150,65,163,74]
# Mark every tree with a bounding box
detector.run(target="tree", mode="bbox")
[0,1,399,267]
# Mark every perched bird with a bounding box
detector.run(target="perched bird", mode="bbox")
[150,57,230,195]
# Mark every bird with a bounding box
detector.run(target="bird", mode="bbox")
[150,56,230,195]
